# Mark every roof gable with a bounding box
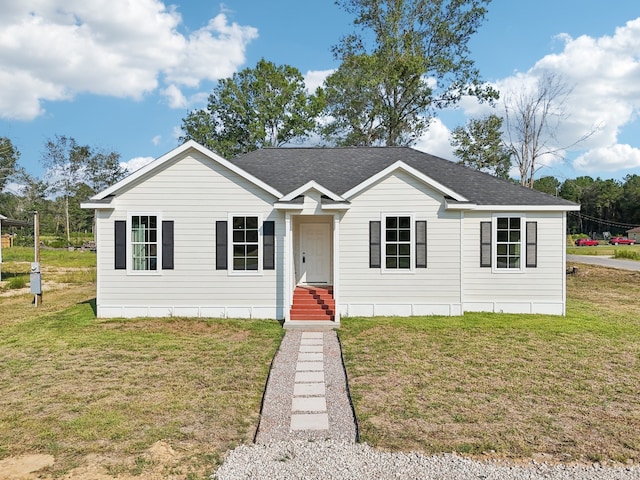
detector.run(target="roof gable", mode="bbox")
[89,140,282,202]
[280,181,344,202]
[342,160,468,201]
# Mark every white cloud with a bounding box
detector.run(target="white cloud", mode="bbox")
[164,14,257,87]
[160,84,210,109]
[574,144,640,172]
[121,156,155,173]
[172,126,183,141]
[413,118,455,161]
[304,69,333,93]
[151,135,162,146]
[456,17,640,175]
[161,84,188,109]
[0,1,258,120]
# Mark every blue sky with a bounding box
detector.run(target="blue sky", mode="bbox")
[1,0,640,187]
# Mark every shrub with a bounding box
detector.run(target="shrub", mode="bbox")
[6,275,28,290]
[613,249,640,261]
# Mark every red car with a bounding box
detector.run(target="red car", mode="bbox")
[574,238,599,246]
[609,237,636,245]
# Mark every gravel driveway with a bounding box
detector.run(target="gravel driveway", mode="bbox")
[213,440,640,479]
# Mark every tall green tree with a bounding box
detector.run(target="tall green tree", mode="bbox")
[533,176,561,196]
[0,137,20,191]
[559,176,595,233]
[181,59,325,158]
[619,174,640,226]
[450,114,511,179]
[86,150,126,192]
[41,135,125,244]
[41,135,90,244]
[322,0,497,147]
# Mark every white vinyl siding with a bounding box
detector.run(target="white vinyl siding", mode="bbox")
[462,211,566,314]
[94,150,283,317]
[338,170,462,312]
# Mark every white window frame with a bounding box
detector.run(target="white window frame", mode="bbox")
[492,214,525,273]
[227,213,263,276]
[127,212,162,276]
[381,213,414,273]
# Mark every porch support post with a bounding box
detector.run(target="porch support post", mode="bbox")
[562,212,567,316]
[332,213,340,325]
[284,212,292,321]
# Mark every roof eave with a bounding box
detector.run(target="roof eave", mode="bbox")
[273,203,305,210]
[445,201,581,212]
[321,203,351,211]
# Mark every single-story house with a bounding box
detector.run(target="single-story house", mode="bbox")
[627,226,640,241]
[82,141,580,325]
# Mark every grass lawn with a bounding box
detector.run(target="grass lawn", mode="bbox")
[0,248,284,479]
[339,263,640,464]
[567,243,640,258]
[1,247,639,476]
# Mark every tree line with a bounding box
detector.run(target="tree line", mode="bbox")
[533,175,640,235]
[1,0,637,241]
[0,135,126,245]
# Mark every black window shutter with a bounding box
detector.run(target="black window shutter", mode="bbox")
[480,221,492,268]
[369,221,381,268]
[114,220,126,270]
[216,221,228,270]
[526,221,538,268]
[263,220,275,270]
[162,220,174,270]
[415,220,427,268]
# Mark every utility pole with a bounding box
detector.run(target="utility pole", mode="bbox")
[32,210,43,306]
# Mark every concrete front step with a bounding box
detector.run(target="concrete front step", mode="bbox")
[284,320,338,330]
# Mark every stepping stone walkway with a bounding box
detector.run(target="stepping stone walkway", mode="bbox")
[291,332,329,431]
[254,330,357,444]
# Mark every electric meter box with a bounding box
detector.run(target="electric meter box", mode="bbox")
[30,262,42,294]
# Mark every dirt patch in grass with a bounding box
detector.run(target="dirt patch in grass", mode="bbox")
[340,264,640,466]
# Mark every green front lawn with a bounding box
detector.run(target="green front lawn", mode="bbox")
[0,282,283,478]
[339,264,640,464]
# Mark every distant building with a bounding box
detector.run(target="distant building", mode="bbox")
[627,226,640,241]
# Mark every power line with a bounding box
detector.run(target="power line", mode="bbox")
[569,211,640,230]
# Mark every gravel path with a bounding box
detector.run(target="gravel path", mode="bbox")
[254,330,357,443]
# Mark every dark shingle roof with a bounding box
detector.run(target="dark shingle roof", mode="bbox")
[231,147,576,207]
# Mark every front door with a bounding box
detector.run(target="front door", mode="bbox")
[299,223,331,284]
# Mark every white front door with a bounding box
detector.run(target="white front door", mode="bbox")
[299,223,331,284]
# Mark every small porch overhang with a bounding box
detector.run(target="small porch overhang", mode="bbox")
[280,191,343,328]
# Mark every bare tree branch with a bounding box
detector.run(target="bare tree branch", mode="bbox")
[503,71,597,187]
